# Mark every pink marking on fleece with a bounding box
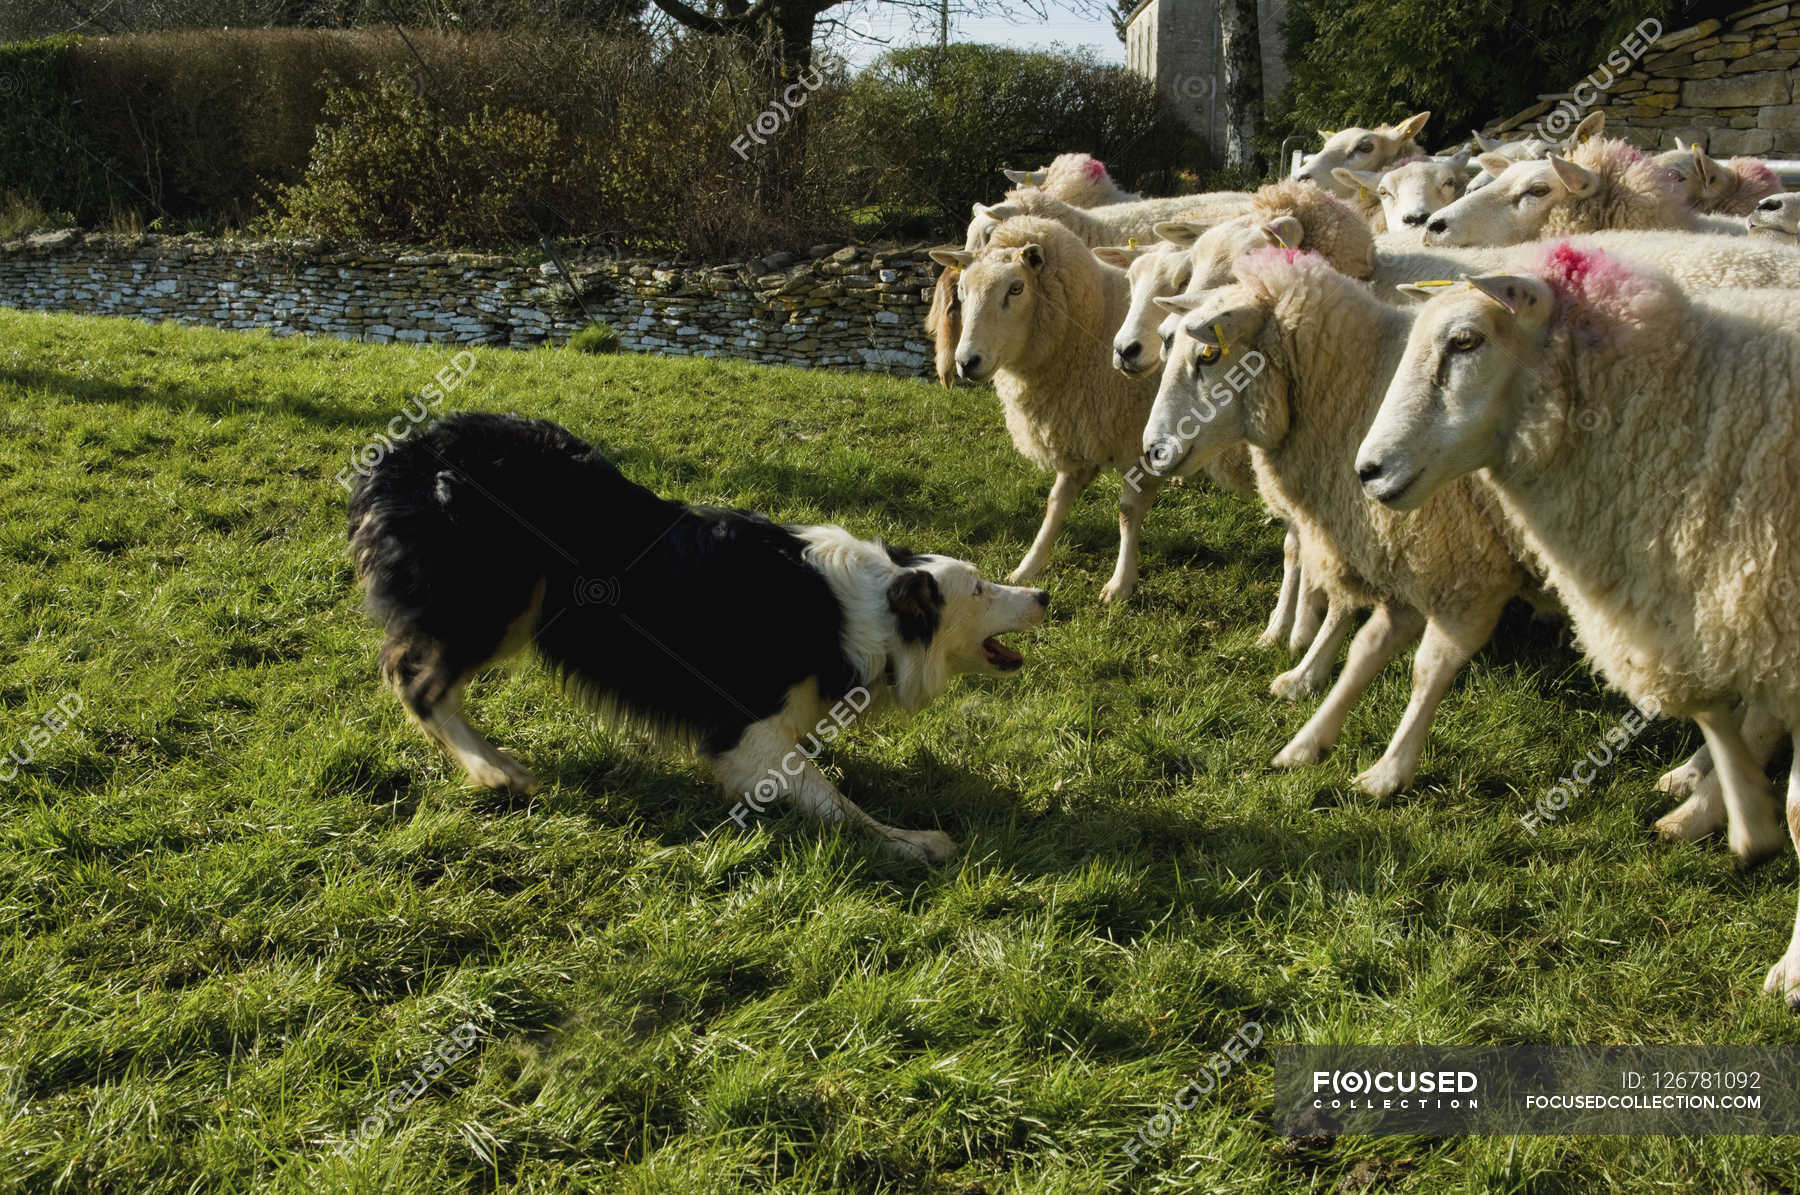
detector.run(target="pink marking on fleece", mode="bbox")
[1534,242,1672,350]
[1083,157,1108,181]
[1735,158,1778,189]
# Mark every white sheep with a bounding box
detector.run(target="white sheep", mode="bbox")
[1424,134,1733,247]
[1352,247,1800,1009]
[1001,153,1140,207]
[1290,112,1432,199]
[1141,247,1529,795]
[929,216,1252,603]
[1748,192,1800,242]
[1652,139,1781,215]
[965,188,1253,251]
[1465,132,1555,192]
[1332,149,1473,236]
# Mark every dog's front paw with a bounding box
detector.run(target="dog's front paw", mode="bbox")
[470,750,540,795]
[883,828,959,866]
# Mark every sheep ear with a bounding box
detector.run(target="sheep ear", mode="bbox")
[1152,220,1210,247]
[1473,129,1503,152]
[1443,146,1472,171]
[1332,167,1381,194]
[1092,245,1142,267]
[1567,110,1605,148]
[1673,135,1689,152]
[1394,282,1444,303]
[930,247,974,269]
[1547,154,1599,197]
[1019,244,1045,270]
[1002,168,1045,186]
[1152,294,1203,316]
[1183,303,1267,353]
[1394,110,1431,140]
[1464,273,1553,330]
[1262,216,1304,249]
[1316,128,1338,141]
[1476,152,1513,178]
[1691,145,1722,191]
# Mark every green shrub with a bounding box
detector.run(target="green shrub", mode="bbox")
[567,322,623,354]
[1273,0,1674,149]
[831,45,1205,234]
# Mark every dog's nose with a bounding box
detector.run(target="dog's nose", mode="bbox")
[1402,210,1428,227]
[1426,216,1449,235]
[1034,589,1049,607]
[1356,459,1384,485]
[957,353,982,380]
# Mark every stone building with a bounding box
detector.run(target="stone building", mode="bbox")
[1489,0,1800,157]
[1123,0,1289,156]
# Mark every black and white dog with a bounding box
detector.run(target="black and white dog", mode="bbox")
[348,413,1048,864]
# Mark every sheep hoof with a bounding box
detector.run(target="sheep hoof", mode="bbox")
[1354,759,1410,797]
[1272,738,1324,768]
[1099,576,1136,604]
[1655,764,1705,797]
[1652,790,1723,842]
[1269,670,1318,701]
[1006,560,1046,585]
[882,828,959,866]
[1764,949,1800,1010]
[1728,813,1787,868]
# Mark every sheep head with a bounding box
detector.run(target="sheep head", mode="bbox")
[1291,111,1431,197]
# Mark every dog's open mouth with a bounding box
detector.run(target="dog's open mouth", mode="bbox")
[982,636,1024,671]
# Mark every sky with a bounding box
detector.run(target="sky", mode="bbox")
[824,1,1128,70]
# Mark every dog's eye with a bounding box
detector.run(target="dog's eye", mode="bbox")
[1448,328,1483,352]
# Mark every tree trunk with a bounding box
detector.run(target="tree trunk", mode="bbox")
[1218,0,1263,173]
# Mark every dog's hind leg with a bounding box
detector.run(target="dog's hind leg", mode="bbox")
[713,718,956,866]
[1009,465,1099,585]
[1100,468,1162,604]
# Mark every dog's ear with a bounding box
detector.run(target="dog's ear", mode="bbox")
[887,569,944,644]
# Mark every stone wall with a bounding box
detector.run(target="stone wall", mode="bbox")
[0,230,941,377]
[1493,0,1800,156]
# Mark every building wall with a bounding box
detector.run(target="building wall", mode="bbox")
[0,231,940,377]
[1491,0,1800,156]
[1124,0,1289,156]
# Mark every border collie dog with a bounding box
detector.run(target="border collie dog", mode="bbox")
[348,413,1048,864]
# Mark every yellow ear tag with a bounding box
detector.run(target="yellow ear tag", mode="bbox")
[1127,237,1139,250]
[1212,323,1230,356]
[1411,279,1457,288]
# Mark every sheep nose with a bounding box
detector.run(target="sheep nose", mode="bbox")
[1426,216,1449,235]
[1146,435,1185,474]
[1759,198,1782,211]
[1356,460,1385,485]
[1113,341,1142,371]
[957,354,982,380]
[1295,171,1314,184]
[1402,211,1428,227]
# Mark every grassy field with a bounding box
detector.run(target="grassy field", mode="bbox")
[2,309,1798,1193]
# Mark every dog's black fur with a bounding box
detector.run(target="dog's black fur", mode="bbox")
[349,412,889,756]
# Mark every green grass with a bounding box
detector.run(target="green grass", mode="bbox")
[1,309,1797,1192]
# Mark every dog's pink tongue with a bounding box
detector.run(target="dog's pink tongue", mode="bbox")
[982,637,1024,669]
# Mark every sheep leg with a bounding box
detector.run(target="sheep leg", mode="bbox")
[1354,608,1498,798]
[1288,575,1328,656]
[1257,526,1304,649]
[1655,742,1713,798]
[1274,602,1423,769]
[1762,735,1800,1009]
[1691,705,1786,865]
[1656,703,1787,842]
[1010,465,1099,585]
[1100,469,1163,604]
[1271,600,1356,701]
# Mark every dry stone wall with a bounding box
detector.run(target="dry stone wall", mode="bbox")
[0,230,941,377]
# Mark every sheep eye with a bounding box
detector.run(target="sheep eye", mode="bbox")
[1526,184,1551,198]
[1197,343,1222,364]
[1356,139,1374,154]
[1378,188,1392,199]
[1007,282,1024,296]
[1448,328,1483,352]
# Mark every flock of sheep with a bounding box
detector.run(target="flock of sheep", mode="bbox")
[922,110,1800,1007]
